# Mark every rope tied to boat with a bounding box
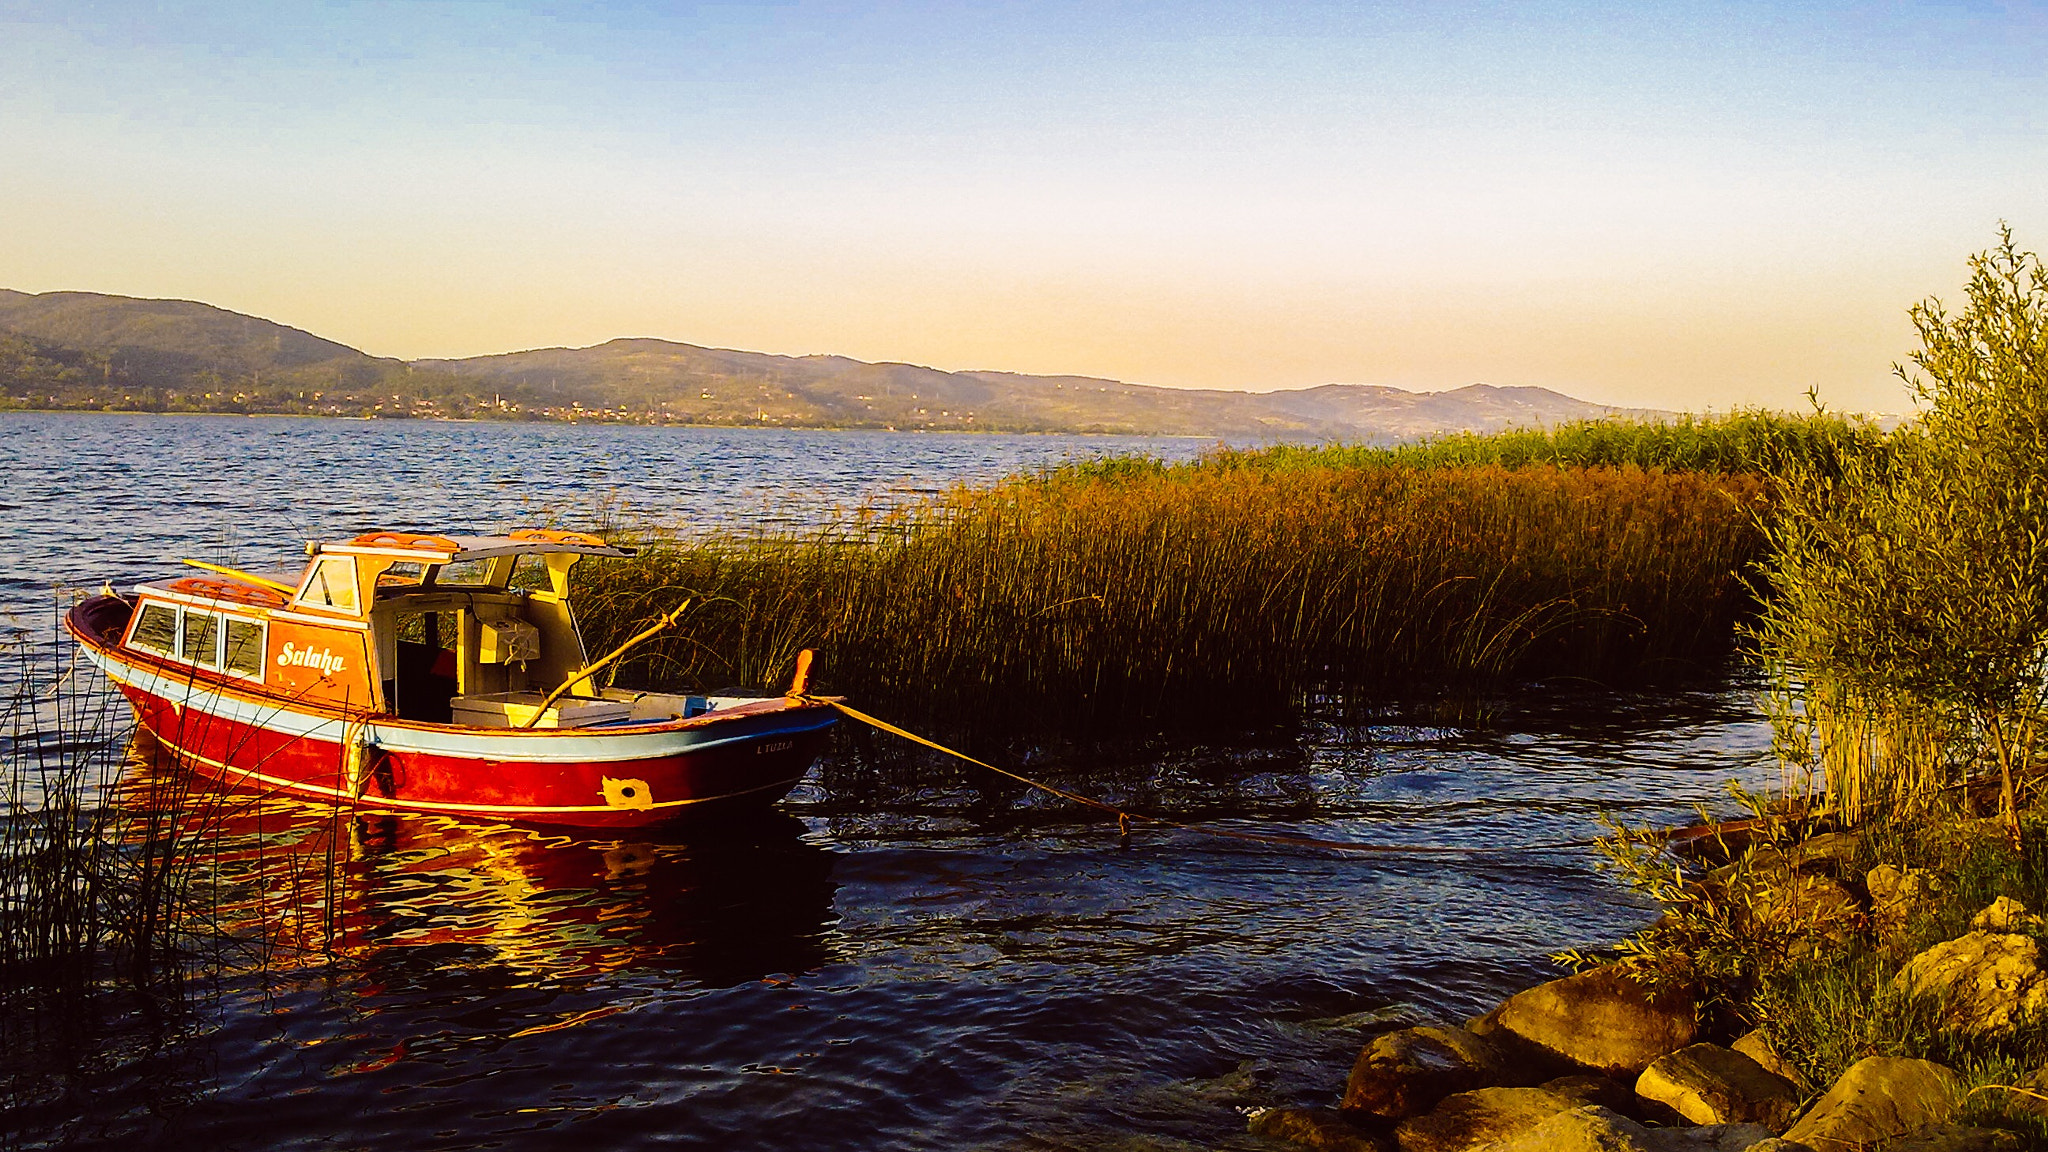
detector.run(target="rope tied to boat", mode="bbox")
[807,697,1605,858]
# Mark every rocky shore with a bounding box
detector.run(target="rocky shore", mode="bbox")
[1246,822,2048,1152]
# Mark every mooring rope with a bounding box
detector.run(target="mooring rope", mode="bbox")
[813,698,1607,857]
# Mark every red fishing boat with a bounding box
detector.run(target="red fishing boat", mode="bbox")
[66,529,837,827]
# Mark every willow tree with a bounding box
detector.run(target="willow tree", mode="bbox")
[1758,228,2048,837]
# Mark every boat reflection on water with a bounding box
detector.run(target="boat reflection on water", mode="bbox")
[118,731,842,989]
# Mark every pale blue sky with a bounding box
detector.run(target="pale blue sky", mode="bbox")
[3,1,2044,411]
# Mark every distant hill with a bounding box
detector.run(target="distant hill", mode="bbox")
[0,289,1656,436]
[418,338,1650,437]
[0,289,397,390]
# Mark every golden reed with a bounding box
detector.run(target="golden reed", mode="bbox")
[577,448,1774,727]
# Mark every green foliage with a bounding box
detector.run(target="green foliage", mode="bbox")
[1753,813,2048,1132]
[1747,952,2048,1139]
[1756,229,2048,824]
[1559,787,1849,999]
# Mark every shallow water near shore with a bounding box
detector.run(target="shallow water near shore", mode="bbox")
[0,413,1780,1150]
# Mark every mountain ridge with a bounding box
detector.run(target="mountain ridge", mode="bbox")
[0,289,1660,437]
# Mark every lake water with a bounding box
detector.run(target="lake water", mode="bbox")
[0,412,1778,1151]
[0,413,1208,619]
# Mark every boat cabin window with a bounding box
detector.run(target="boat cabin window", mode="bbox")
[509,553,550,590]
[298,556,360,612]
[180,611,221,668]
[129,603,179,654]
[376,561,428,590]
[223,617,265,677]
[128,601,267,682]
[397,612,459,649]
[436,558,496,586]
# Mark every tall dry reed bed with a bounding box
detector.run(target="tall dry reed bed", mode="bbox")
[577,461,1770,727]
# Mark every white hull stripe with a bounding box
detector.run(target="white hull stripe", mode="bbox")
[147,723,808,815]
[84,639,834,765]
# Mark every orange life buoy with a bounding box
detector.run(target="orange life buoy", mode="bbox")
[350,531,460,552]
[167,576,288,607]
[511,527,606,547]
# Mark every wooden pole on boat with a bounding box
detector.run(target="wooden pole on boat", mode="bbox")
[787,649,815,697]
[180,558,298,595]
[519,598,693,729]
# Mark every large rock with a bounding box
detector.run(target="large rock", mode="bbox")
[1471,1104,1775,1152]
[1730,872,1861,950]
[1346,1026,1516,1120]
[1782,1057,1958,1149]
[2006,1062,2048,1119]
[1878,1123,2025,1152]
[1787,831,1860,869]
[1538,1075,1633,1114]
[1249,1106,1393,1152]
[1729,1031,1810,1095]
[1892,931,2048,1034]
[1867,864,1944,940]
[1968,897,2039,932]
[1490,968,1696,1077]
[1634,1043,1800,1130]
[1472,1104,1656,1152]
[1394,1086,1595,1152]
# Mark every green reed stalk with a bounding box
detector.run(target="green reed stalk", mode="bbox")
[0,617,237,1029]
[1053,409,1881,482]
[0,629,124,986]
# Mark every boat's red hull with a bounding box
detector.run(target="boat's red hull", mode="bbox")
[72,596,836,828]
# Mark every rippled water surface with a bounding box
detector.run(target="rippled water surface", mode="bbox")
[0,413,1204,615]
[0,413,1777,1151]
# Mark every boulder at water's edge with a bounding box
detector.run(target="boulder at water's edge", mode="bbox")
[1490,968,1697,1077]
[1345,1026,1518,1120]
[1393,1080,1619,1152]
[1781,1056,1957,1149]
[1249,1106,1393,1152]
[1634,1043,1799,1129]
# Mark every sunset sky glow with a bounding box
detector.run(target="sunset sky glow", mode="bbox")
[3,1,2045,412]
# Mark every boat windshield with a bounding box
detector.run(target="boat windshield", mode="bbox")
[377,561,430,589]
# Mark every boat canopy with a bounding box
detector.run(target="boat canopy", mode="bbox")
[312,530,635,564]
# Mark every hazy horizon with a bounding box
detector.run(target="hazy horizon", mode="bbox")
[0,283,1677,408]
[5,2,2044,414]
